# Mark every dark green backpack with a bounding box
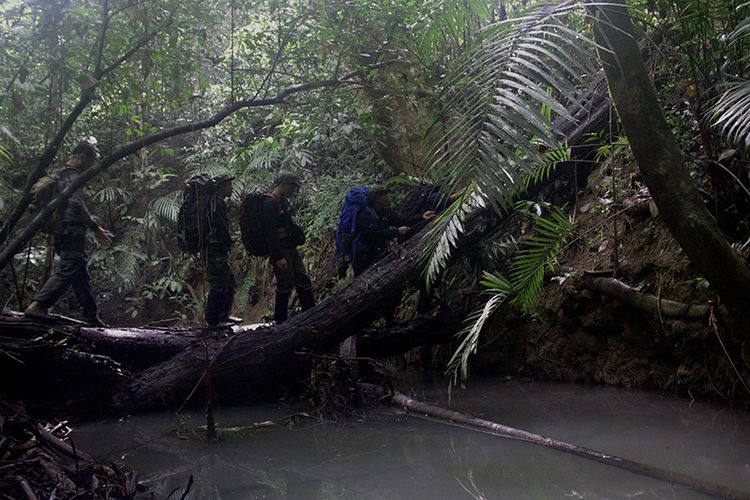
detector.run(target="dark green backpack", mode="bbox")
[177,174,217,253]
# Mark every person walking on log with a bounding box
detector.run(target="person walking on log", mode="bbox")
[204,174,242,328]
[24,143,112,327]
[352,186,436,276]
[262,173,315,324]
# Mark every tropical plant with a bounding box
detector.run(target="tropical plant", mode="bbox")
[709,1,750,148]
[445,202,575,384]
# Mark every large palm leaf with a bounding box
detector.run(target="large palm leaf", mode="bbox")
[426,2,596,192]
[709,2,750,147]
[423,2,596,273]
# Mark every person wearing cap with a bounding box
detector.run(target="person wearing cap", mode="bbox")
[262,172,315,323]
[203,174,240,327]
[24,142,112,326]
[352,186,436,276]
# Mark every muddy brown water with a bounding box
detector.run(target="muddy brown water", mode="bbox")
[73,379,750,499]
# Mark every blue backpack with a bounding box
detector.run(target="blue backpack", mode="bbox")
[335,186,371,261]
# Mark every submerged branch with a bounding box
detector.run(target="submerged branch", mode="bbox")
[363,384,750,500]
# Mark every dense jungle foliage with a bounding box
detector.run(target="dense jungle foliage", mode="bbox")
[1,0,749,385]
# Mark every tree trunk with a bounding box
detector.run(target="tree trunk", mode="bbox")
[591,1,750,346]
[1,65,614,415]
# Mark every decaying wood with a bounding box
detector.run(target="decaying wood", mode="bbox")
[363,383,750,500]
[554,267,717,322]
[0,406,150,498]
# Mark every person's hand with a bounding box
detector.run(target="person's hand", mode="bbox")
[94,227,112,247]
[398,226,410,235]
[276,258,288,271]
[422,211,437,221]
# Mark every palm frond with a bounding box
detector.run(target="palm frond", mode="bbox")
[149,192,181,223]
[509,202,574,312]
[445,272,511,385]
[711,80,750,147]
[93,186,131,204]
[421,185,487,288]
[421,3,597,280]
[113,245,144,288]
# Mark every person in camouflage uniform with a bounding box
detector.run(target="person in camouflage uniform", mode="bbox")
[24,142,112,326]
[203,174,242,327]
[262,173,315,324]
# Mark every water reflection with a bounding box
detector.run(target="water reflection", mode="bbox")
[73,381,750,499]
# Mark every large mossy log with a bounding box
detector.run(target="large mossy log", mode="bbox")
[117,209,499,412]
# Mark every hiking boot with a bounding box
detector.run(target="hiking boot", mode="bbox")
[24,301,54,321]
[209,321,233,329]
[85,314,109,328]
[226,315,243,324]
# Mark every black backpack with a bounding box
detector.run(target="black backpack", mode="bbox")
[239,192,270,256]
[177,174,217,253]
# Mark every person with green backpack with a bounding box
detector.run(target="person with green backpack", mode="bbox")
[202,174,241,328]
[24,142,112,326]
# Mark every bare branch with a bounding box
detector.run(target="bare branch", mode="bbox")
[0,3,180,245]
[0,66,382,271]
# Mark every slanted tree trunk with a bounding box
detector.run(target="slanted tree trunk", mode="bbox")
[117,80,615,413]
[2,63,615,415]
[591,2,750,348]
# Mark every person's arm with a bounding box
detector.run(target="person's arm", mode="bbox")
[262,197,284,263]
[213,199,232,248]
[389,210,423,229]
[357,209,402,243]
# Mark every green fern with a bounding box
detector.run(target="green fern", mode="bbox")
[446,272,511,385]
[508,202,574,312]
[445,203,574,385]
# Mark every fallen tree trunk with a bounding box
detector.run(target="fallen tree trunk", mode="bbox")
[357,314,463,358]
[1,58,614,414]
[116,82,613,413]
[363,384,750,500]
[0,311,195,370]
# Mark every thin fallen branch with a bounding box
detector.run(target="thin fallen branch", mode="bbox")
[555,266,716,322]
[363,383,750,500]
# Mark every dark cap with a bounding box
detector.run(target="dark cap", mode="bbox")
[274,172,302,187]
[367,185,390,203]
[213,174,235,184]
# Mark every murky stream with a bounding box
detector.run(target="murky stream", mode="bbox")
[73,380,750,499]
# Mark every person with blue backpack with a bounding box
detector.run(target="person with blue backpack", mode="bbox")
[336,185,436,277]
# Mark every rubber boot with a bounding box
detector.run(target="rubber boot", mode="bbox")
[297,287,316,311]
[274,291,290,324]
[205,289,223,326]
[220,288,235,323]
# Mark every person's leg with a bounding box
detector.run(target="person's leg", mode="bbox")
[272,249,295,324]
[28,250,83,315]
[68,255,101,323]
[205,249,232,326]
[291,248,315,310]
[220,269,237,322]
